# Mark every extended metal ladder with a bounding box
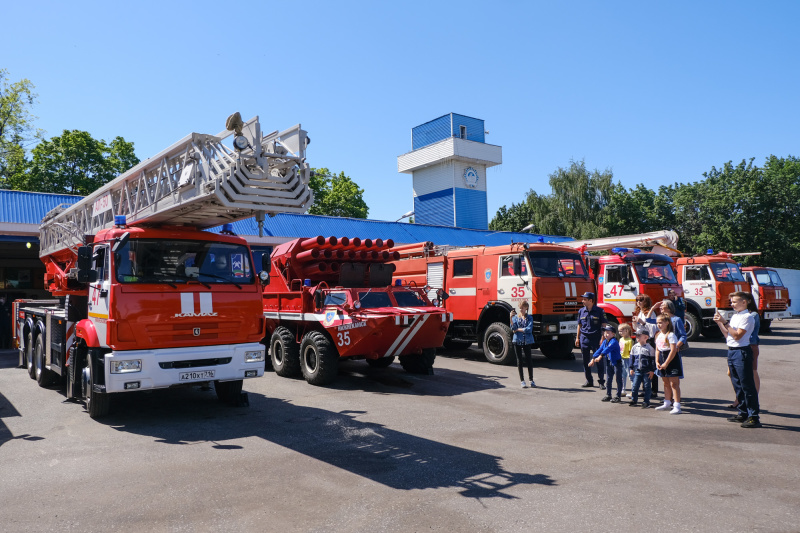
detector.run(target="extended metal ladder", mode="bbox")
[39,115,313,256]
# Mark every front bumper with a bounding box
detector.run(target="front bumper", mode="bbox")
[764,310,791,320]
[104,342,265,393]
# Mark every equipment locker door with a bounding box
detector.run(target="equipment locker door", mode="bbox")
[426,261,444,303]
[446,258,477,315]
[88,245,111,348]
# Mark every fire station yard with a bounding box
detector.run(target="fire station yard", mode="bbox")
[1,323,799,532]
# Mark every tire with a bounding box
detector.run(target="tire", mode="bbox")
[34,336,56,387]
[299,331,339,385]
[539,334,576,360]
[760,319,772,334]
[684,312,701,342]
[270,327,301,377]
[366,356,395,368]
[214,379,243,404]
[399,348,436,374]
[482,322,515,365]
[442,338,473,350]
[702,325,723,339]
[26,331,36,379]
[84,352,110,419]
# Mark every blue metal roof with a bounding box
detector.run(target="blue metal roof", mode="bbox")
[213,213,572,247]
[0,190,572,247]
[0,190,83,224]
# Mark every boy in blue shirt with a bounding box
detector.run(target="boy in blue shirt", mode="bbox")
[590,324,623,402]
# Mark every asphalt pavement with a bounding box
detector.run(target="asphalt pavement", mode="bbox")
[1,320,799,532]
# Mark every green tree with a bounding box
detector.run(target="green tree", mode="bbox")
[21,130,139,195]
[308,167,369,218]
[0,70,44,187]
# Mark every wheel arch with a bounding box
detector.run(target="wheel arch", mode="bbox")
[477,302,514,346]
[75,319,100,348]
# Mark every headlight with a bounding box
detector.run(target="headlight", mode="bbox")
[110,359,142,373]
[245,350,265,363]
[546,324,558,333]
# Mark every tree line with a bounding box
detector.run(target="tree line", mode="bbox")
[0,70,368,216]
[490,157,800,269]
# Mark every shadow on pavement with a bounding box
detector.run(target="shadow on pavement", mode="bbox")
[103,390,556,499]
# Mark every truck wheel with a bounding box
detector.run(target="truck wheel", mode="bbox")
[442,338,473,350]
[684,312,701,342]
[270,327,301,377]
[34,336,56,387]
[214,379,243,404]
[366,356,395,368]
[84,353,110,419]
[539,334,576,360]
[399,348,436,374]
[299,331,339,386]
[760,319,772,334]
[26,331,36,379]
[482,323,514,365]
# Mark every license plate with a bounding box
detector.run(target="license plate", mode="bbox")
[560,322,578,334]
[179,370,215,381]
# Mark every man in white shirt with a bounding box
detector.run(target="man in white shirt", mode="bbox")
[714,292,761,428]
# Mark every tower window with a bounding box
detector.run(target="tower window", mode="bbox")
[459,125,467,139]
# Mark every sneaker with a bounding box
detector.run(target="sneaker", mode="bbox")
[529,381,536,388]
[598,382,606,389]
[641,403,651,409]
[626,393,633,399]
[741,417,762,429]
[521,381,528,389]
[669,406,682,415]
[601,396,612,402]
[611,397,621,403]
[654,403,672,411]
[628,401,639,407]
[728,415,747,423]
[581,381,593,388]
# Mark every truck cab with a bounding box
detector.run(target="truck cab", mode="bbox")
[742,266,792,331]
[587,249,682,329]
[675,252,749,340]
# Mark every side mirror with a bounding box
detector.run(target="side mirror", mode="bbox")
[512,256,522,276]
[314,290,323,309]
[77,246,98,283]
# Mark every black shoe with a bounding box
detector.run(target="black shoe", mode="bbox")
[641,403,651,409]
[598,382,606,389]
[629,401,639,407]
[601,396,612,402]
[610,397,621,403]
[728,415,747,423]
[581,382,593,388]
[741,417,762,428]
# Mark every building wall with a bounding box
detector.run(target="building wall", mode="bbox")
[412,163,456,197]
[452,161,487,192]
[414,189,455,227]
[451,114,485,144]
[454,188,488,230]
[412,115,452,151]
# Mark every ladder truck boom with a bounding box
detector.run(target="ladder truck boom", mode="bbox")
[14,113,314,418]
[40,114,312,259]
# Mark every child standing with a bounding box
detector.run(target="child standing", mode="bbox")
[628,328,656,408]
[511,302,535,388]
[654,313,683,414]
[618,323,633,397]
[590,325,623,402]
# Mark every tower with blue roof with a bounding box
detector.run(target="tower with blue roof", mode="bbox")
[397,113,502,230]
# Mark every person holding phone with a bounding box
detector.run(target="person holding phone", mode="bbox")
[511,301,535,388]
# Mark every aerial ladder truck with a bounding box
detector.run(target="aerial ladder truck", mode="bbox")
[13,113,313,418]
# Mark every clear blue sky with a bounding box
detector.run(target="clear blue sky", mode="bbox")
[3,1,798,225]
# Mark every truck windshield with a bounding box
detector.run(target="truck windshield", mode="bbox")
[754,270,784,287]
[394,290,427,307]
[634,263,677,284]
[115,239,253,284]
[527,251,587,278]
[358,291,392,308]
[709,262,745,282]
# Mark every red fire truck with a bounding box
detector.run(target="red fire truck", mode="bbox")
[562,232,685,331]
[390,241,594,364]
[13,114,313,417]
[262,236,451,385]
[741,266,791,332]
